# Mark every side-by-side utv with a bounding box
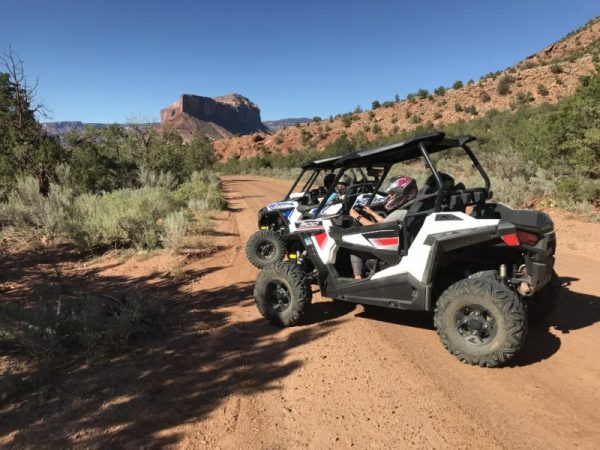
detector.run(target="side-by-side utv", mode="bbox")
[246,156,386,268]
[253,132,559,368]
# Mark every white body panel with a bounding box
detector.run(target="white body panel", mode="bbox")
[371,212,499,282]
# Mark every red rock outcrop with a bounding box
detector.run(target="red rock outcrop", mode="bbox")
[160,93,268,142]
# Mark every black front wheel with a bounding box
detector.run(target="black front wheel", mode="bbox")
[434,278,528,368]
[254,262,312,326]
[246,230,286,269]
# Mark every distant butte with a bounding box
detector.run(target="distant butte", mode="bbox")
[159,93,268,142]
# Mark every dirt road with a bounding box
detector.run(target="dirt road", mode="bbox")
[2,176,599,448]
[172,176,600,449]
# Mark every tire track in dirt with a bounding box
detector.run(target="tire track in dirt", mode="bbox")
[182,176,600,449]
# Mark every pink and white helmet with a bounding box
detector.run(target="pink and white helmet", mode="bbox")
[384,176,417,211]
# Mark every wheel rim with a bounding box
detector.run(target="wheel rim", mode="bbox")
[256,240,275,260]
[265,280,291,312]
[454,304,497,345]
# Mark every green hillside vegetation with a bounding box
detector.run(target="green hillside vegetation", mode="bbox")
[220,67,600,219]
[0,51,224,251]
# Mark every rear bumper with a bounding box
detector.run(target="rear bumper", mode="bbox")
[525,229,556,291]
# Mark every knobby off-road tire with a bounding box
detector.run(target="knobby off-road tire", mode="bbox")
[254,262,312,326]
[526,270,560,324]
[434,278,528,368]
[246,230,286,269]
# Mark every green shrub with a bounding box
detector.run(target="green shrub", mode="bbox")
[537,84,549,96]
[371,100,381,109]
[69,187,180,250]
[550,64,563,74]
[372,123,382,134]
[138,167,178,189]
[516,91,535,105]
[497,75,515,96]
[434,86,446,96]
[433,111,443,119]
[416,89,429,99]
[409,114,422,124]
[406,93,416,104]
[454,103,463,112]
[162,209,190,249]
[0,177,73,242]
[479,91,491,102]
[312,116,321,123]
[465,105,478,115]
[452,80,463,89]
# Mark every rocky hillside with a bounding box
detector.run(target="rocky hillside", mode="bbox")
[159,93,268,142]
[214,17,600,161]
[263,118,310,131]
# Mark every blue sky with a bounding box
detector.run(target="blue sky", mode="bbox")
[1,0,598,123]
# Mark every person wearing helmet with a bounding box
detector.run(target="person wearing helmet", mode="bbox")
[323,172,352,205]
[349,175,417,226]
[349,175,418,279]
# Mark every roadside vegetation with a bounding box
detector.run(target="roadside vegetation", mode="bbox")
[219,67,600,220]
[0,49,226,377]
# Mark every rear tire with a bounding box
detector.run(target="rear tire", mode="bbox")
[254,262,312,326]
[434,278,528,368]
[526,270,559,324]
[246,230,286,269]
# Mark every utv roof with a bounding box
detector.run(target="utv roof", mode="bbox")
[334,132,476,167]
[301,155,342,170]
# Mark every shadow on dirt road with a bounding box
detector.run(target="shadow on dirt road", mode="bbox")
[0,246,342,447]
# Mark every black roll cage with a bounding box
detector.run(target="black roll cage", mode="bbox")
[282,155,349,201]
[310,132,492,254]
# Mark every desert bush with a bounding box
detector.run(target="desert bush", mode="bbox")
[138,167,178,189]
[452,80,463,89]
[162,209,190,249]
[0,177,73,242]
[465,105,478,115]
[550,63,563,74]
[409,114,422,124]
[371,100,381,109]
[0,293,165,359]
[454,103,463,112]
[175,171,227,210]
[372,123,382,134]
[69,186,180,250]
[434,86,446,96]
[516,91,535,105]
[479,91,491,102]
[497,75,516,96]
[416,89,429,99]
[537,84,549,96]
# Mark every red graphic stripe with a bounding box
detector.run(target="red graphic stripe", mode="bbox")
[314,232,328,248]
[372,237,399,247]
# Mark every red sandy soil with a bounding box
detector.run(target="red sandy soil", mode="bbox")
[1,176,600,448]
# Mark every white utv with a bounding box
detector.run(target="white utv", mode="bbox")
[253,132,558,368]
[245,156,386,268]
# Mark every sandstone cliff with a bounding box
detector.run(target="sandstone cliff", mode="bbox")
[160,93,268,142]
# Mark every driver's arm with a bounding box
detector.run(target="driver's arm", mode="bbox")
[363,206,385,223]
[350,207,371,225]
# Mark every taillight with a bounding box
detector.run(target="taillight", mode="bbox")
[517,230,540,246]
[501,233,520,247]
